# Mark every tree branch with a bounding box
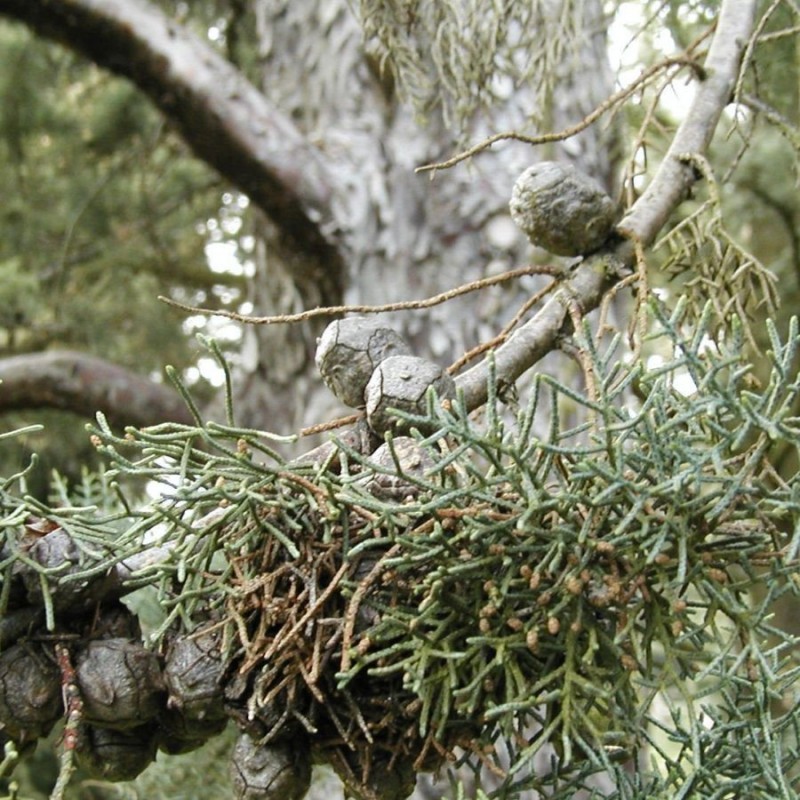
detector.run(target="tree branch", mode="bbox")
[616,0,754,244]
[0,351,193,428]
[455,0,757,410]
[0,0,347,300]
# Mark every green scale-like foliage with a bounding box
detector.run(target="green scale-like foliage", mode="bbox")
[2,304,800,798]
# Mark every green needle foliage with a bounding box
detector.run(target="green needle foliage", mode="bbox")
[3,298,797,798]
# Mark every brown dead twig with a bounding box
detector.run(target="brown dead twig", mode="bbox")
[159,265,563,326]
[415,46,711,175]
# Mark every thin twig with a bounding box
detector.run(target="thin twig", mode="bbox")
[619,61,680,209]
[51,643,82,800]
[415,54,707,174]
[300,412,362,437]
[756,23,800,42]
[735,0,781,104]
[159,266,556,325]
[562,297,599,411]
[261,560,351,663]
[340,544,401,674]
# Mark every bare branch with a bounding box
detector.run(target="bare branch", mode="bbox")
[455,0,758,411]
[455,259,614,409]
[0,351,193,428]
[0,0,347,293]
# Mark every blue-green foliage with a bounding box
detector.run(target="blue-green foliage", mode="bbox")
[2,305,799,798]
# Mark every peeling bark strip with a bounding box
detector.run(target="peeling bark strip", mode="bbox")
[0,351,193,428]
[0,0,346,300]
